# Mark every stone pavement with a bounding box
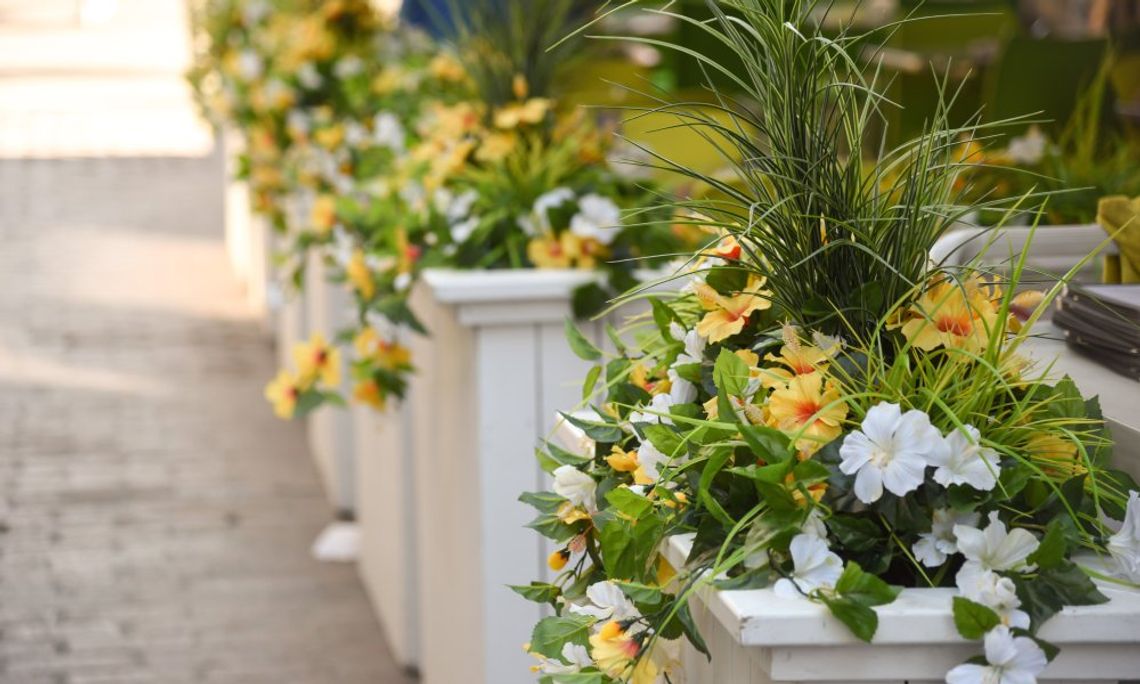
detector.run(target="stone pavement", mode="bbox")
[0,2,412,683]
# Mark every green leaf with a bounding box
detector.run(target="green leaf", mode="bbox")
[571,282,609,319]
[597,512,664,582]
[821,595,878,642]
[292,390,328,418]
[605,487,653,519]
[675,602,710,658]
[697,447,735,525]
[559,412,624,444]
[526,513,578,543]
[544,673,605,684]
[952,597,1002,639]
[1014,560,1109,628]
[520,491,567,514]
[542,441,593,468]
[712,348,749,396]
[605,323,627,356]
[613,581,665,607]
[581,365,602,401]
[650,297,677,336]
[835,561,900,607]
[828,516,884,553]
[529,614,594,659]
[510,582,561,604]
[641,424,683,457]
[739,424,793,462]
[564,319,602,361]
[1028,518,1069,570]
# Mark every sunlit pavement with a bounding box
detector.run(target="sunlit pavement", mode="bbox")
[0,2,410,681]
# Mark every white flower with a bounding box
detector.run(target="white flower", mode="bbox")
[445,190,478,222]
[838,402,948,504]
[570,193,622,245]
[914,508,980,567]
[552,465,597,512]
[929,425,1001,491]
[629,394,675,425]
[373,112,406,154]
[450,216,479,243]
[954,511,1040,573]
[774,534,844,598]
[540,643,592,675]
[344,122,368,147]
[569,581,640,624]
[946,626,1046,684]
[296,62,322,90]
[802,508,828,540]
[1005,127,1047,166]
[400,182,426,212]
[636,440,669,482]
[673,326,706,364]
[955,564,1031,630]
[667,368,697,404]
[334,55,364,79]
[393,272,412,292]
[534,187,575,226]
[286,110,310,136]
[1107,490,1140,581]
[241,0,270,25]
[237,50,263,81]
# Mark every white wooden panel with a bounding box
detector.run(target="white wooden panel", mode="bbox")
[246,212,271,319]
[409,284,483,684]
[354,401,419,668]
[303,254,357,514]
[475,324,545,684]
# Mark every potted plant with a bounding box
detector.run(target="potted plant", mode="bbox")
[516,3,1140,683]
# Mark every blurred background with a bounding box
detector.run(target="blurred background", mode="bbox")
[0,0,1137,682]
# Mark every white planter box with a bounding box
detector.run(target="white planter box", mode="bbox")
[222,127,252,287]
[304,250,357,515]
[404,269,623,684]
[354,399,420,670]
[671,334,1140,684]
[932,223,1115,283]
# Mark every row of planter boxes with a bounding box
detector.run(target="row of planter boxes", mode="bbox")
[222,163,1140,684]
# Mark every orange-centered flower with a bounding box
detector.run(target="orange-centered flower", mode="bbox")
[589,622,657,684]
[293,332,341,388]
[766,371,847,456]
[693,275,772,343]
[352,378,385,410]
[310,194,337,236]
[898,276,999,353]
[264,370,304,419]
[346,249,376,301]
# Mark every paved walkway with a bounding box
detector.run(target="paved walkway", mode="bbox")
[0,2,410,683]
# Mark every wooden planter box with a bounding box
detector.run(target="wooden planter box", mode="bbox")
[354,398,420,671]
[398,269,622,684]
[303,250,356,516]
[668,333,1140,684]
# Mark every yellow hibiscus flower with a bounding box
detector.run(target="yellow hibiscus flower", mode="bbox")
[293,333,341,388]
[310,194,337,236]
[475,132,517,162]
[346,249,376,301]
[693,275,772,343]
[898,276,999,353]
[589,622,658,684]
[766,371,847,456]
[352,379,385,410]
[494,98,552,129]
[527,232,582,269]
[264,370,304,420]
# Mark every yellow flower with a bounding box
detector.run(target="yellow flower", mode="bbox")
[353,379,385,410]
[475,132,517,162]
[310,194,337,236]
[656,556,677,587]
[354,328,412,370]
[346,249,376,301]
[1008,290,1045,333]
[1026,433,1084,477]
[264,370,303,419]
[556,501,591,525]
[693,275,772,343]
[527,232,582,269]
[898,276,999,353]
[766,372,847,456]
[512,73,529,100]
[547,548,570,571]
[314,124,345,150]
[293,333,341,388]
[494,98,552,129]
[428,53,465,83]
[589,623,657,684]
[760,328,831,389]
[372,66,404,95]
